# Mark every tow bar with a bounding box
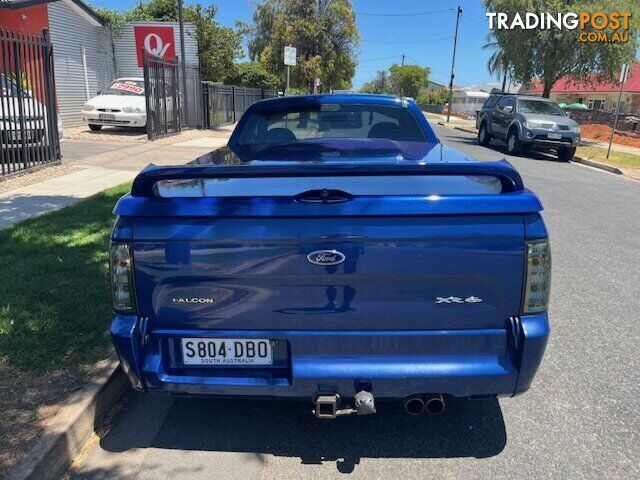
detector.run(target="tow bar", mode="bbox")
[313,391,376,419]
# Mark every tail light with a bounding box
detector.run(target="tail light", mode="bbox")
[522,240,551,314]
[110,243,137,313]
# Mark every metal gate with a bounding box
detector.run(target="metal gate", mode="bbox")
[142,51,181,140]
[202,84,278,129]
[0,29,60,177]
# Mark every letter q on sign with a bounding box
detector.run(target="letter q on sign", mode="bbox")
[144,33,171,58]
[134,25,177,67]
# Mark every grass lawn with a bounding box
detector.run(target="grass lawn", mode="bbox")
[0,183,131,471]
[576,145,640,169]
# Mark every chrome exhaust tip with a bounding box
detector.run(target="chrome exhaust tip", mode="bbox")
[404,396,426,415]
[424,393,445,415]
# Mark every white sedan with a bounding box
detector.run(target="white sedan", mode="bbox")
[82,78,147,130]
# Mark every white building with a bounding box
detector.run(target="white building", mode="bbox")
[451,89,490,116]
[450,82,521,117]
[0,0,198,126]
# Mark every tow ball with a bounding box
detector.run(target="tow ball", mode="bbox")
[313,391,376,419]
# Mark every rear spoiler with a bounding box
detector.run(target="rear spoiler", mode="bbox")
[130,160,525,197]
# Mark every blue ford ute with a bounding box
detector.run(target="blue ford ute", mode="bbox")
[110,94,550,418]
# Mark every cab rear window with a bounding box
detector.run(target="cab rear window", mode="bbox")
[235,104,426,153]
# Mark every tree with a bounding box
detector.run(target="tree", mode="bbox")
[388,64,430,98]
[417,88,450,105]
[240,0,360,92]
[360,71,390,94]
[98,0,242,81]
[482,37,511,92]
[484,0,640,98]
[224,62,280,89]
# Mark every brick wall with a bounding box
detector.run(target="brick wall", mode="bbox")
[567,109,640,131]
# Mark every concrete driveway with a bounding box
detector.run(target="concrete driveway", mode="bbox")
[68,125,640,480]
[0,139,222,228]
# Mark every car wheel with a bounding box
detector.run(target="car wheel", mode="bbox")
[506,129,521,155]
[88,124,102,131]
[557,146,576,162]
[478,123,491,146]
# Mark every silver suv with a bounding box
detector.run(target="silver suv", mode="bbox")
[476,94,580,161]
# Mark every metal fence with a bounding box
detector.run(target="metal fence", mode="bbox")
[0,29,60,177]
[142,51,181,140]
[202,83,278,129]
[182,63,203,129]
[419,103,444,115]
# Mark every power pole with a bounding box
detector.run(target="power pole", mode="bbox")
[178,0,188,124]
[446,6,462,123]
[401,54,405,66]
[607,63,629,159]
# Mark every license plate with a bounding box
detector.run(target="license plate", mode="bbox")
[99,113,115,121]
[548,133,562,140]
[181,338,273,366]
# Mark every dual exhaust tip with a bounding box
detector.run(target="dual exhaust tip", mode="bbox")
[313,392,445,418]
[404,394,446,416]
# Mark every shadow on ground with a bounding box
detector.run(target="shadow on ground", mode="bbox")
[97,394,507,475]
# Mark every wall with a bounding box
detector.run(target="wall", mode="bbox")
[567,109,640,131]
[113,22,198,78]
[48,1,116,126]
[551,92,639,115]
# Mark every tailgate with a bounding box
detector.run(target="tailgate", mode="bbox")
[118,161,540,332]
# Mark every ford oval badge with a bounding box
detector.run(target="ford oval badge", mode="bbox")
[307,250,346,266]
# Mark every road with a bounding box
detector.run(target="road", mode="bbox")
[68,124,640,480]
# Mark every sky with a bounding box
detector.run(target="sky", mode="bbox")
[96,0,497,89]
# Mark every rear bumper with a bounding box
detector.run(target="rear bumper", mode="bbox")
[111,314,549,400]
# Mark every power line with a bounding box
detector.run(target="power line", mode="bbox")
[362,36,452,45]
[355,8,455,17]
[462,16,488,30]
[464,9,489,23]
[359,55,403,62]
[403,56,474,87]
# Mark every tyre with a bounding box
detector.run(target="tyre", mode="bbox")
[506,129,522,155]
[88,124,102,131]
[478,122,491,146]
[557,146,576,162]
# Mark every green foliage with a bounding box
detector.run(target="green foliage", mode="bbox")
[224,62,280,89]
[417,88,450,105]
[242,0,360,91]
[360,71,391,94]
[0,184,131,371]
[93,7,128,36]
[285,87,310,95]
[183,4,242,82]
[388,64,430,98]
[484,0,640,97]
[96,0,242,81]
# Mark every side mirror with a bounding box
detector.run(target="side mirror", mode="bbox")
[503,105,514,114]
[96,90,102,95]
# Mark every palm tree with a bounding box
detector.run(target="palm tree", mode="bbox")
[483,35,510,93]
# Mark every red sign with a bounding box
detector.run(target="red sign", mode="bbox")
[134,25,176,67]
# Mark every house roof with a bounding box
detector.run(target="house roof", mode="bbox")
[0,0,105,25]
[454,90,489,98]
[521,63,640,94]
